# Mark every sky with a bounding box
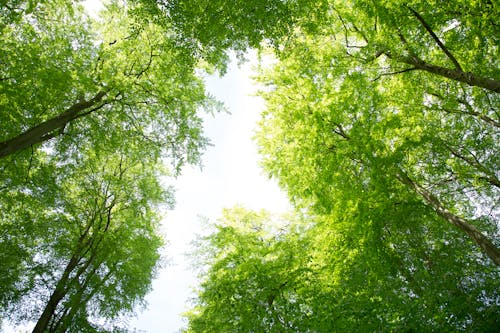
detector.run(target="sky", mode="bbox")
[126,53,290,332]
[78,4,290,332]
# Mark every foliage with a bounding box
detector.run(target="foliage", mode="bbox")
[2,146,166,332]
[188,0,499,331]
[185,207,314,332]
[256,0,499,263]
[186,207,500,331]
[2,0,499,331]
[132,0,330,71]
[0,0,218,171]
[0,0,215,331]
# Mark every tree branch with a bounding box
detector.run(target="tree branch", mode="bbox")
[395,55,500,93]
[406,6,463,72]
[372,67,417,81]
[0,90,109,159]
[395,169,500,265]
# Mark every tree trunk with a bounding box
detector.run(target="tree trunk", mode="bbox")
[32,254,80,333]
[396,170,500,266]
[55,264,113,333]
[38,214,106,332]
[399,56,500,93]
[0,91,107,159]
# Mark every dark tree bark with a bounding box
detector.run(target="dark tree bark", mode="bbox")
[0,91,108,159]
[398,55,500,93]
[31,254,80,333]
[396,170,500,266]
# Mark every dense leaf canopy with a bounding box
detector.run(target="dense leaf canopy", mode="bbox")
[186,207,499,331]
[256,0,499,264]
[186,0,499,331]
[1,0,499,332]
[0,0,216,331]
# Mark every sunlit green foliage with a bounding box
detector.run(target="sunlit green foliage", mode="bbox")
[186,207,499,331]
[0,0,216,331]
[185,207,314,332]
[256,0,499,264]
[133,0,330,71]
[0,0,217,169]
[187,1,499,332]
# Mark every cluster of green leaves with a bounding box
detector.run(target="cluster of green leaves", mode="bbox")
[0,0,219,170]
[256,0,499,262]
[132,0,331,71]
[186,0,499,331]
[187,205,499,331]
[185,207,314,332]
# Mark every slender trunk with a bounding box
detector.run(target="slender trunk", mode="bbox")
[43,211,108,332]
[398,55,500,93]
[0,91,107,159]
[32,254,80,333]
[396,170,500,266]
[32,223,98,333]
[55,264,113,333]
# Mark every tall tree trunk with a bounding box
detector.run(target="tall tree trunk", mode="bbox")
[0,91,107,159]
[32,254,80,333]
[54,265,113,333]
[32,227,97,333]
[396,170,500,266]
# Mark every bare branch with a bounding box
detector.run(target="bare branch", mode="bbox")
[332,122,350,140]
[395,168,500,265]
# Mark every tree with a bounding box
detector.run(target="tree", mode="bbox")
[185,207,315,332]
[256,0,499,265]
[186,207,500,331]
[0,1,214,331]
[317,1,499,92]
[2,146,167,332]
[0,0,217,172]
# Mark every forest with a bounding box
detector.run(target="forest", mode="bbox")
[0,0,498,332]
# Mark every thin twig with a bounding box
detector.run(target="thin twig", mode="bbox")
[372,67,417,81]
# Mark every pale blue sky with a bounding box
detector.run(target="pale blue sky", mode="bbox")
[128,53,290,332]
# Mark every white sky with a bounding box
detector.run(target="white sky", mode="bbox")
[127,53,290,332]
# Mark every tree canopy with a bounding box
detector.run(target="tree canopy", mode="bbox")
[256,0,499,264]
[1,0,499,331]
[4,148,167,333]
[0,0,217,169]
[186,206,499,331]
[187,0,499,331]
[0,0,216,331]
